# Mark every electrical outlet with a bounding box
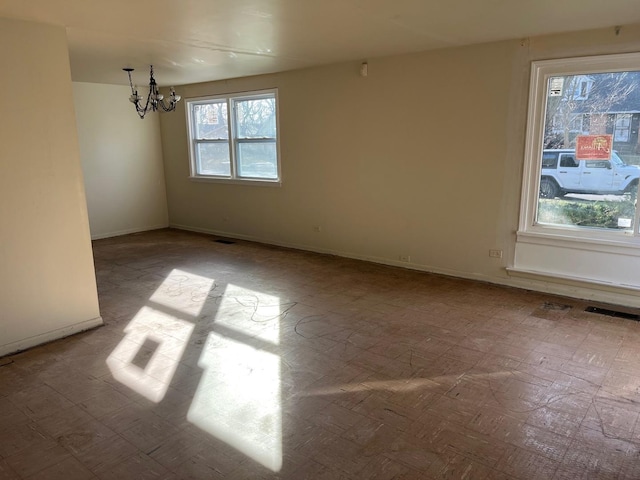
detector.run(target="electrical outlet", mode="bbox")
[489,249,503,259]
[399,255,411,262]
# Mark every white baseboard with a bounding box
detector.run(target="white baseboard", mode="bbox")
[170,223,640,309]
[168,223,503,285]
[90,224,169,240]
[0,316,104,358]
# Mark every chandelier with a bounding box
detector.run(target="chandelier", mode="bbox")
[123,65,181,119]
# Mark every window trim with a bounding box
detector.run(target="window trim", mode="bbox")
[518,52,640,246]
[185,89,281,186]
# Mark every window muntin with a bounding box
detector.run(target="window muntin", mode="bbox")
[522,56,640,237]
[187,90,280,183]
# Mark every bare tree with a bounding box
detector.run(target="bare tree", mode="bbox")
[544,72,639,148]
[235,97,276,137]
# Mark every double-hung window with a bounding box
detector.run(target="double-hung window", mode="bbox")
[187,89,280,183]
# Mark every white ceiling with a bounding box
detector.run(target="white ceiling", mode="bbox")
[1,0,640,87]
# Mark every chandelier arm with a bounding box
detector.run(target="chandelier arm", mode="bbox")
[135,101,148,119]
[137,83,154,118]
[132,91,152,118]
[158,99,177,112]
[125,69,136,96]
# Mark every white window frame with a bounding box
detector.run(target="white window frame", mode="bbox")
[513,52,640,294]
[518,53,640,245]
[186,89,281,185]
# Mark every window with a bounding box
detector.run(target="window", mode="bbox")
[513,53,640,293]
[521,54,640,236]
[559,155,578,168]
[542,152,558,168]
[186,90,280,183]
[580,81,588,97]
[614,114,632,142]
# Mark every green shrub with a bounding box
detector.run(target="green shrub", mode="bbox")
[538,198,636,229]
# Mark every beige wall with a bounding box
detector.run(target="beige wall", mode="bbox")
[162,40,521,281]
[73,82,168,239]
[0,19,101,356]
[160,24,640,305]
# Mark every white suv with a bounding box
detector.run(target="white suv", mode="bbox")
[540,149,640,198]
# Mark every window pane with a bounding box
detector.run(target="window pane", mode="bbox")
[235,97,276,138]
[193,102,228,139]
[237,142,277,179]
[537,71,640,230]
[196,143,230,176]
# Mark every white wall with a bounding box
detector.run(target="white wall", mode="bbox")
[73,82,168,239]
[0,19,101,356]
[160,24,640,308]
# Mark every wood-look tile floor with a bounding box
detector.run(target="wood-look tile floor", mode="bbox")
[2,229,640,479]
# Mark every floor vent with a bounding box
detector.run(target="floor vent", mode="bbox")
[585,306,640,321]
[214,239,235,244]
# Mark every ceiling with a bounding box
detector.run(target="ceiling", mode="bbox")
[1,0,640,87]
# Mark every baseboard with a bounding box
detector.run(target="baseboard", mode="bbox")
[168,223,502,284]
[170,223,640,310]
[0,316,104,358]
[90,223,169,240]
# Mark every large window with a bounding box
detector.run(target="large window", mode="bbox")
[513,53,640,294]
[186,90,280,183]
[520,54,640,238]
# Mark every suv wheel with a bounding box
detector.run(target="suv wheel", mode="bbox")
[625,182,638,202]
[539,178,558,198]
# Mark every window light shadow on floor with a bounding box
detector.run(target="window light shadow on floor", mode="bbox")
[106,269,284,472]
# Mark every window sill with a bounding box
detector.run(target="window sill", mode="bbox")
[514,229,640,290]
[188,176,282,187]
[516,228,640,257]
[507,266,640,293]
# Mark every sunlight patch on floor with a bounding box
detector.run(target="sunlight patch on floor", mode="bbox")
[106,306,194,402]
[187,283,283,471]
[106,276,283,470]
[106,269,214,402]
[188,331,282,471]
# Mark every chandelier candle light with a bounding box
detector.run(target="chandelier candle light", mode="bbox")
[123,65,181,119]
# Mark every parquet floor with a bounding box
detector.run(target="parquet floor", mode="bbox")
[2,229,640,479]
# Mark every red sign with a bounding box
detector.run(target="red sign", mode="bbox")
[575,135,613,160]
